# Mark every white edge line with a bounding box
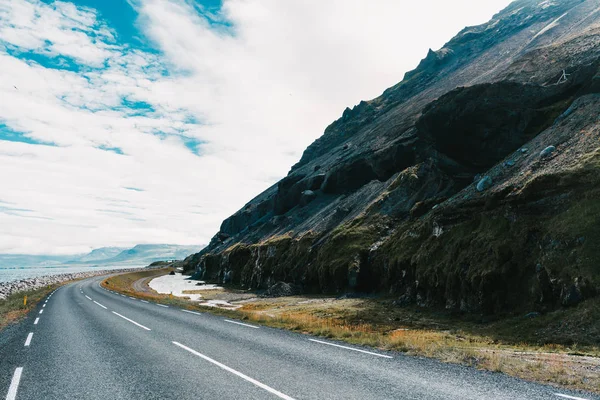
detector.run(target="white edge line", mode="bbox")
[34,318,39,325]
[555,394,590,400]
[182,309,203,316]
[6,367,23,400]
[156,304,169,308]
[224,319,260,329]
[129,297,136,300]
[93,301,107,309]
[308,339,393,359]
[85,295,92,300]
[172,342,295,400]
[42,304,46,308]
[112,311,151,331]
[140,300,149,303]
[24,332,33,347]
[39,309,43,314]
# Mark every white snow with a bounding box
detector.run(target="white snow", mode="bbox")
[533,12,568,39]
[149,273,221,302]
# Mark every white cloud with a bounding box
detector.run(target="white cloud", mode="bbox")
[0,0,512,254]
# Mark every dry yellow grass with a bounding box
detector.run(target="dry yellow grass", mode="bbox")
[0,285,58,331]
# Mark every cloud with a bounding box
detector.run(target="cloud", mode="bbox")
[0,0,512,254]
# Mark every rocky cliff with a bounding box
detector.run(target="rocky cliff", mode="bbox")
[183,0,600,314]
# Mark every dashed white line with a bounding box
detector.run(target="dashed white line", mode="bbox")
[224,319,260,329]
[172,342,296,400]
[42,304,46,308]
[85,295,92,301]
[181,309,203,316]
[24,332,33,347]
[34,318,39,325]
[156,304,169,308]
[141,300,149,304]
[308,339,393,359]
[112,311,151,331]
[39,309,43,315]
[555,394,590,400]
[5,367,23,400]
[129,297,136,300]
[93,301,107,309]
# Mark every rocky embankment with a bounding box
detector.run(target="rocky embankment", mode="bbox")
[0,269,141,300]
[182,0,600,315]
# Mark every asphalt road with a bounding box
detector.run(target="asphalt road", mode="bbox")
[1,276,598,400]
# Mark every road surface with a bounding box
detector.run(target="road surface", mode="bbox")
[1,276,597,400]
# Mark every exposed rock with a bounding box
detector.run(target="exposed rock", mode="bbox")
[477,176,493,192]
[525,312,541,319]
[299,190,317,207]
[540,145,557,158]
[262,281,302,297]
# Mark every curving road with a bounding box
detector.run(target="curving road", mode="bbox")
[0,276,597,400]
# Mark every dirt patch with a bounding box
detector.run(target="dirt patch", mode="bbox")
[132,276,156,294]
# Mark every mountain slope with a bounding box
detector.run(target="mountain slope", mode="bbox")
[183,0,600,314]
[0,244,202,270]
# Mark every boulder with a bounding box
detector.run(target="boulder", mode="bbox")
[477,176,493,192]
[263,282,301,297]
[299,190,317,207]
[540,145,556,158]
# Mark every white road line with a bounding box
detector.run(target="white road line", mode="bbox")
[182,309,203,316]
[140,300,149,303]
[93,301,107,310]
[42,304,46,308]
[129,297,136,300]
[172,342,296,400]
[156,304,169,308]
[555,394,590,400]
[308,339,393,359]
[6,367,23,400]
[24,332,33,347]
[224,319,260,329]
[34,318,39,325]
[112,311,151,331]
[85,295,92,300]
[39,309,43,314]
[121,295,126,298]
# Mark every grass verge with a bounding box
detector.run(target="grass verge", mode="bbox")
[0,285,59,331]
[103,269,600,394]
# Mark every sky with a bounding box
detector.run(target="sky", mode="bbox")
[0,0,513,255]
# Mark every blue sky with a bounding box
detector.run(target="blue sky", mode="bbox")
[0,0,512,254]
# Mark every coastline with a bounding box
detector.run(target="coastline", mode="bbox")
[0,268,145,300]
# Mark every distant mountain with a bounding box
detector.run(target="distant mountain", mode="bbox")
[71,247,127,263]
[0,254,77,269]
[97,244,201,265]
[0,244,203,269]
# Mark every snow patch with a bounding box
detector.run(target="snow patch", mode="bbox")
[538,0,557,10]
[533,12,568,39]
[149,273,221,302]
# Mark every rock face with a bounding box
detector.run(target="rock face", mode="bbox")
[184,0,600,314]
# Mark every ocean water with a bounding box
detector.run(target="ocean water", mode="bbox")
[0,265,145,283]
